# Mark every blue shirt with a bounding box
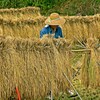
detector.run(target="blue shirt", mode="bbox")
[40,25,63,38]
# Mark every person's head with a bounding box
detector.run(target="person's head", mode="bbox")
[45,13,65,26]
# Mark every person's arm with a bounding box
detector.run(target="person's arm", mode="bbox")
[40,27,47,38]
[59,27,64,38]
[40,30,44,38]
[60,30,64,38]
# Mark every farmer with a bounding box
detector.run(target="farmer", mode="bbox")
[40,13,65,38]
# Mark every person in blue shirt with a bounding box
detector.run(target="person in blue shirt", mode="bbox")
[40,13,76,97]
[40,13,65,38]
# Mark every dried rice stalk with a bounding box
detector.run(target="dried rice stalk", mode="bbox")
[0,37,72,99]
[0,12,100,41]
[0,16,46,38]
[63,14,100,41]
[81,38,100,88]
[0,7,41,20]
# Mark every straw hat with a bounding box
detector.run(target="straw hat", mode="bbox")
[45,13,65,25]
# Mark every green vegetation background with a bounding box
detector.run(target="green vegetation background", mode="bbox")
[0,0,100,16]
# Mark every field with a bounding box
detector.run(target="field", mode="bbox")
[0,7,100,100]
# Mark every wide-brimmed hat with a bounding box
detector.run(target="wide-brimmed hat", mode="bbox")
[45,13,65,25]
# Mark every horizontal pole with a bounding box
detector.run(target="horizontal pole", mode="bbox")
[71,49,91,52]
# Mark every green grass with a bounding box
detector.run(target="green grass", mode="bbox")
[0,0,100,16]
[52,78,100,100]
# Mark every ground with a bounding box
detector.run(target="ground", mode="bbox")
[50,77,100,100]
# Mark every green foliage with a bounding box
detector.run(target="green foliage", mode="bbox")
[0,0,100,16]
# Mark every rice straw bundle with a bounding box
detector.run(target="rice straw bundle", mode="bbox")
[63,14,100,41]
[0,37,72,99]
[0,16,46,38]
[87,38,100,88]
[0,7,41,20]
[0,8,100,41]
[81,38,100,88]
[81,52,90,88]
